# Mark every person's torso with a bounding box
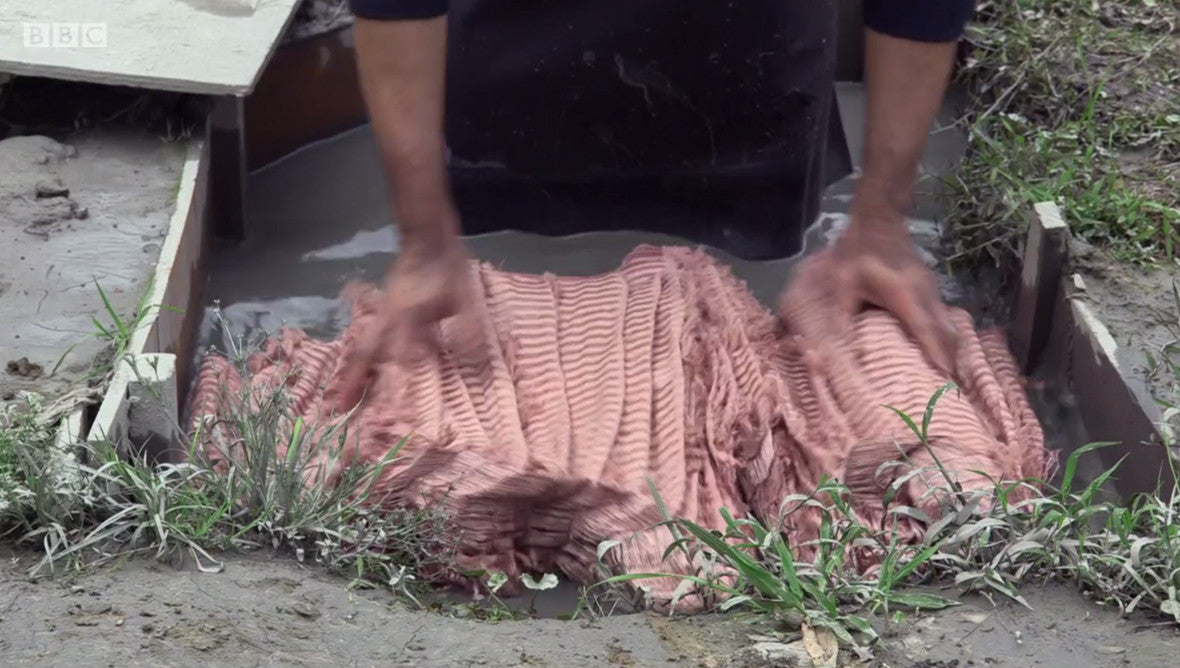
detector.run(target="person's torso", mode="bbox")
[444,0,841,178]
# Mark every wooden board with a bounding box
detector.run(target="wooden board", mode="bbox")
[88,136,209,461]
[0,0,300,95]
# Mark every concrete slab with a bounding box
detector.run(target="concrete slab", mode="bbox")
[0,0,301,95]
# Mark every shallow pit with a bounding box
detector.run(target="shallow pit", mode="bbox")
[189,54,994,619]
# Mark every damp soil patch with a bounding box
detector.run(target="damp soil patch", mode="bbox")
[0,546,1176,666]
[0,129,188,405]
[0,76,204,413]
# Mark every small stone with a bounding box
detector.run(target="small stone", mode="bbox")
[75,207,89,220]
[748,641,812,667]
[290,601,320,619]
[70,586,85,594]
[35,181,69,198]
[1098,646,1126,655]
[77,603,111,616]
[6,358,43,379]
[960,612,989,625]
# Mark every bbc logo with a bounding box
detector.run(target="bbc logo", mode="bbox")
[23,23,108,49]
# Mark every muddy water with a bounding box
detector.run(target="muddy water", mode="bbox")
[196,124,973,362]
[197,82,981,356]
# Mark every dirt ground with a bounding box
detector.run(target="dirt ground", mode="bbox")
[0,131,184,403]
[1069,239,1180,417]
[0,551,1173,667]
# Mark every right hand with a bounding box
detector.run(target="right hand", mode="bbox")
[335,231,484,408]
[777,181,960,376]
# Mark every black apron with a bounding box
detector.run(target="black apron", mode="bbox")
[444,0,848,260]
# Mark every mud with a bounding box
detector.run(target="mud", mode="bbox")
[0,131,185,403]
[0,551,1175,666]
[870,584,1180,667]
[1069,242,1180,415]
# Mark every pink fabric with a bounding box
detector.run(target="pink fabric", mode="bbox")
[190,246,1055,606]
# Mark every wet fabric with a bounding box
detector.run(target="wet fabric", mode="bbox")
[190,246,1054,607]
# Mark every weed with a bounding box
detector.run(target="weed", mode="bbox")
[0,298,456,607]
[83,276,179,381]
[595,383,1180,654]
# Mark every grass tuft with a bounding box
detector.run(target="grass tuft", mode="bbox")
[947,0,1180,268]
[593,385,1180,655]
[0,303,455,605]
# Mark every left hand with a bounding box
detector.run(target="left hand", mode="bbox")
[777,206,960,374]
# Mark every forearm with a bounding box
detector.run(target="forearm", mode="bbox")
[857,31,957,217]
[353,15,456,250]
[857,1,974,228]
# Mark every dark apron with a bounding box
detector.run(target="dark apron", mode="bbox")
[444,0,847,260]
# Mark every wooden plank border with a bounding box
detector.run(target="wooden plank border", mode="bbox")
[79,135,210,462]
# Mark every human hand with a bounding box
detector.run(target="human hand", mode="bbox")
[335,230,484,408]
[777,207,959,374]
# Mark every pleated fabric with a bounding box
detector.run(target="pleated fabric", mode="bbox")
[190,246,1055,608]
